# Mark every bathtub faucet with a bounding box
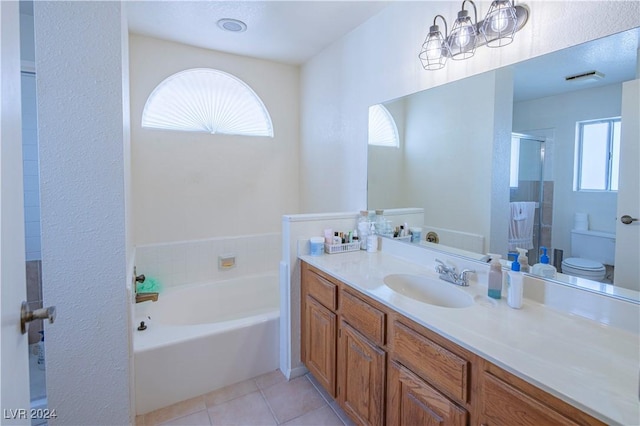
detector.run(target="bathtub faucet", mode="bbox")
[134,270,159,303]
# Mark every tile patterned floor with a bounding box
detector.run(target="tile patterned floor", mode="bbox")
[136,370,355,426]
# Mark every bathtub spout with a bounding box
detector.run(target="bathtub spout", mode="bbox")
[136,292,159,303]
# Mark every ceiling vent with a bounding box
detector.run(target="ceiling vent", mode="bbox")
[565,70,604,83]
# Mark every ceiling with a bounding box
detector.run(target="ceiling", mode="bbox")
[22,1,638,100]
[512,27,640,102]
[126,1,391,65]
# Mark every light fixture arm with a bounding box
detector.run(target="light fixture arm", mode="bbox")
[433,14,448,38]
[462,0,478,26]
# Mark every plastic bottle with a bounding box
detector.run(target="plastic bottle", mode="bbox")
[507,253,523,309]
[531,247,557,279]
[487,254,503,299]
[332,231,342,245]
[516,248,530,273]
[357,211,370,250]
[367,222,378,252]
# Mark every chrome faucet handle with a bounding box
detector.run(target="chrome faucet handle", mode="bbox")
[458,269,475,286]
[435,259,452,273]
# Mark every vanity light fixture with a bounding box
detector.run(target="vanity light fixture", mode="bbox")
[419,15,451,70]
[481,0,519,47]
[419,0,529,70]
[449,0,479,60]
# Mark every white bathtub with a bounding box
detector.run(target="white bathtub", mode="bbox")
[133,273,280,415]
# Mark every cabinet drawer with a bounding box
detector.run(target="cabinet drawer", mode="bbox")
[340,290,386,346]
[304,267,337,311]
[392,321,469,403]
[387,361,467,426]
[482,372,581,425]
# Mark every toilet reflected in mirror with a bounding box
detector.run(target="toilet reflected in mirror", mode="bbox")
[561,229,615,283]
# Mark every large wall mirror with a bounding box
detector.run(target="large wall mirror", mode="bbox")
[368,28,640,298]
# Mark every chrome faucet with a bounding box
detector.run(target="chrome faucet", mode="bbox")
[435,259,475,287]
[134,269,158,303]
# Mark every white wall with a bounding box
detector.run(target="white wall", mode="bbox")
[513,83,622,253]
[129,35,300,245]
[300,1,639,216]
[34,2,131,424]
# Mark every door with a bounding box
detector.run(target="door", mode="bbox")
[338,321,385,426]
[614,79,640,290]
[303,295,337,396]
[1,0,30,422]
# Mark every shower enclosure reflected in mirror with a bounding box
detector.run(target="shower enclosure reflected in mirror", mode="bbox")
[509,133,547,267]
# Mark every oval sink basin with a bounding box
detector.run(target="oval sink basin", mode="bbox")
[383,274,474,308]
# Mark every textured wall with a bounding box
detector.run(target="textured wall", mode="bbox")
[300,1,640,214]
[130,35,300,245]
[34,2,131,424]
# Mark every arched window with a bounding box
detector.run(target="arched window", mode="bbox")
[368,104,399,148]
[141,68,273,137]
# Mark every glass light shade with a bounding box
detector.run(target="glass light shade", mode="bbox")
[419,26,450,70]
[480,0,518,47]
[449,10,477,60]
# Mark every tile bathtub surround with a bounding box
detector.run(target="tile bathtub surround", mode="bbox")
[135,233,281,289]
[136,370,354,426]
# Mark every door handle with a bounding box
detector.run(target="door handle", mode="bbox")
[621,215,639,225]
[20,301,56,334]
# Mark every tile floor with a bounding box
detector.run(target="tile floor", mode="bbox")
[136,370,355,426]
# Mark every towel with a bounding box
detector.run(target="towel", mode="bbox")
[508,201,537,251]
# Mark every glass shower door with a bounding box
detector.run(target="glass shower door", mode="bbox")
[509,133,547,262]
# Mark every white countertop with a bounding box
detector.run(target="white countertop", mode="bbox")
[300,249,640,426]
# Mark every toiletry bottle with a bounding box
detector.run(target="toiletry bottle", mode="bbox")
[366,222,378,252]
[487,254,503,299]
[333,231,342,245]
[516,248,530,273]
[357,211,369,250]
[507,254,523,309]
[531,247,557,279]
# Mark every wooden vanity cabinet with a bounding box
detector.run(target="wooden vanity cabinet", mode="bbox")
[338,320,386,426]
[338,289,388,426]
[301,261,606,426]
[301,264,338,397]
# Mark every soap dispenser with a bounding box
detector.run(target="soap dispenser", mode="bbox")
[516,248,530,273]
[507,253,523,309]
[487,254,503,299]
[531,247,557,279]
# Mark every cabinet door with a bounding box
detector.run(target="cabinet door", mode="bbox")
[338,321,386,426]
[387,361,468,426]
[304,295,337,397]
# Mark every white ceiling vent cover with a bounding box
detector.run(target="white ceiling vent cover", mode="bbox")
[565,70,605,83]
[142,68,273,137]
